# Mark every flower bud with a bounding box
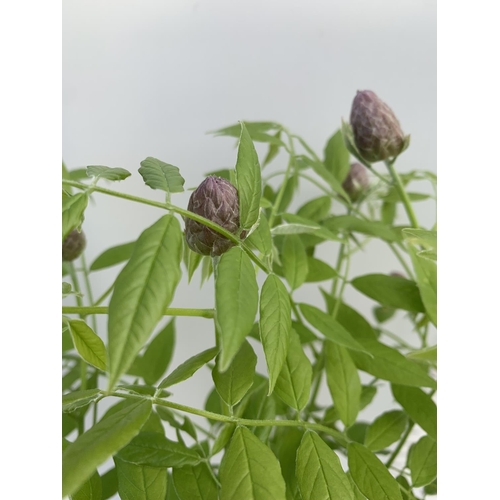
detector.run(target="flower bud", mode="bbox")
[185,176,243,256]
[342,162,369,202]
[62,229,86,261]
[350,90,405,163]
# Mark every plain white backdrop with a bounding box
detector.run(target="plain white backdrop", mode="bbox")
[62,0,437,493]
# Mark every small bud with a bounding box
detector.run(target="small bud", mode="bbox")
[185,176,243,256]
[350,90,405,163]
[62,229,86,261]
[390,271,406,279]
[342,162,369,202]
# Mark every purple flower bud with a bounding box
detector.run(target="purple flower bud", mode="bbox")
[62,229,86,261]
[350,90,405,163]
[390,271,406,279]
[342,162,369,202]
[185,176,244,256]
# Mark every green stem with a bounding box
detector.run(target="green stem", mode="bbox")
[332,239,351,320]
[80,253,97,333]
[305,350,324,416]
[93,282,114,306]
[385,389,435,468]
[108,391,348,446]
[268,129,296,227]
[385,421,415,468]
[62,179,270,273]
[385,160,419,229]
[330,241,346,298]
[388,242,414,279]
[62,306,215,318]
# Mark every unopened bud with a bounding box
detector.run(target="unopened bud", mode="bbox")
[62,229,86,261]
[342,163,369,202]
[185,176,243,256]
[350,90,405,163]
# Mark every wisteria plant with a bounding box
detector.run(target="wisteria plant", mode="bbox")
[62,90,437,500]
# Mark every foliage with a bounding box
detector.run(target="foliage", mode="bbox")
[62,101,437,499]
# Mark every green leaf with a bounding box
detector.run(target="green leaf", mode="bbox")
[402,228,437,250]
[274,329,312,411]
[340,119,372,168]
[86,165,131,181]
[215,247,259,371]
[282,213,343,242]
[297,196,332,222]
[306,257,338,282]
[159,347,218,389]
[260,274,292,394]
[348,339,437,389]
[212,340,257,406]
[383,190,430,203]
[351,274,425,313]
[68,319,107,371]
[323,215,399,242]
[62,399,152,497]
[72,470,102,500]
[172,463,219,500]
[133,319,176,385]
[107,215,183,390]
[271,223,321,236]
[347,422,369,444]
[211,424,236,456]
[373,306,396,324]
[364,411,408,451]
[391,385,437,440]
[63,389,101,413]
[360,385,377,410]
[296,431,355,500]
[117,432,201,467]
[348,442,403,500]
[114,456,167,500]
[184,245,203,283]
[299,304,372,355]
[247,213,272,257]
[62,193,88,241]
[90,241,136,271]
[139,157,185,193]
[235,122,262,229]
[407,245,437,326]
[220,426,286,500]
[407,345,437,366]
[325,341,361,427]
[262,130,283,168]
[409,436,437,488]
[324,129,351,183]
[281,235,308,290]
[101,467,118,500]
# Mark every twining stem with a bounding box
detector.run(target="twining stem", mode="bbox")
[62,179,270,273]
[108,391,348,447]
[385,159,419,229]
[62,306,215,319]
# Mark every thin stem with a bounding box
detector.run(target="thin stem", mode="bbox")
[388,242,414,279]
[62,306,215,319]
[332,239,351,320]
[330,242,346,298]
[63,179,270,273]
[108,391,348,446]
[380,329,418,350]
[93,282,114,306]
[386,421,415,468]
[385,160,419,229]
[268,128,296,227]
[80,253,97,333]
